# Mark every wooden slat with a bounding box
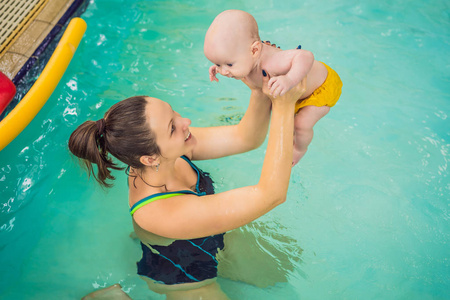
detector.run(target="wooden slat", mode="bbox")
[0,0,49,56]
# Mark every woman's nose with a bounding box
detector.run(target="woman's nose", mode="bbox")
[182,118,191,129]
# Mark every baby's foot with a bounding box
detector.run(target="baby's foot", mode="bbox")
[292,149,301,166]
[292,147,306,166]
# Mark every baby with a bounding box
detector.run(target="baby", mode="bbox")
[204,10,342,165]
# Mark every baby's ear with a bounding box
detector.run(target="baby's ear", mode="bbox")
[251,40,262,56]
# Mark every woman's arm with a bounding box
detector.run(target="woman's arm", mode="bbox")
[133,74,306,239]
[189,88,271,160]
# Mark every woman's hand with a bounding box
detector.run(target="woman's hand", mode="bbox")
[262,70,306,104]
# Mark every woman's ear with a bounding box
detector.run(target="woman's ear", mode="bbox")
[139,155,158,167]
[251,40,262,57]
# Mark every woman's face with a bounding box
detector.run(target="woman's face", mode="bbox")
[145,97,195,160]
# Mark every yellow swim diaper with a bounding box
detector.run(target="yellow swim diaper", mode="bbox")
[295,62,342,113]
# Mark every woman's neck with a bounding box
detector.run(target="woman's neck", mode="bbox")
[134,158,191,192]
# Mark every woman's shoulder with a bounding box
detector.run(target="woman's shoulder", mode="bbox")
[128,156,201,208]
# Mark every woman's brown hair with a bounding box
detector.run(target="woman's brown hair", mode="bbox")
[68,96,160,187]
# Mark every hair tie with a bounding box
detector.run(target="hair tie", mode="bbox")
[96,118,106,136]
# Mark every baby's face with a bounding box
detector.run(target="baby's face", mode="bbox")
[205,38,256,80]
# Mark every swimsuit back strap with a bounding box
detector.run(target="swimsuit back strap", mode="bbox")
[130,156,206,216]
[130,191,193,216]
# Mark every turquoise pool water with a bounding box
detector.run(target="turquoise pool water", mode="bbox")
[1,0,449,299]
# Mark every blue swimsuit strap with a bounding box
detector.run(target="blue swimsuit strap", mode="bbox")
[129,156,206,215]
[180,155,203,193]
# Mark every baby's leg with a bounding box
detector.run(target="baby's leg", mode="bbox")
[293,105,330,165]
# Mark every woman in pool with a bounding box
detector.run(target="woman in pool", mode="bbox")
[72,73,305,299]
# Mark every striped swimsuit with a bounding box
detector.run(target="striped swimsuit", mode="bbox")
[129,156,224,285]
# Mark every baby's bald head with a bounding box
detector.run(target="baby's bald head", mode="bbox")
[204,10,260,57]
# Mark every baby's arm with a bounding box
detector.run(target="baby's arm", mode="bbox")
[267,49,314,97]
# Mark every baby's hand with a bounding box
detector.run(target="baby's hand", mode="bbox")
[209,65,219,82]
[262,71,306,104]
[268,75,295,97]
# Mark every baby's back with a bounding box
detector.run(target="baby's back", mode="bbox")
[301,60,328,99]
[259,44,328,99]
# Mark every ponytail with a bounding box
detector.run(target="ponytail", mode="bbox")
[68,119,121,187]
[68,96,160,188]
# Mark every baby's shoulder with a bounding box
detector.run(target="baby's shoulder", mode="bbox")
[262,49,297,73]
